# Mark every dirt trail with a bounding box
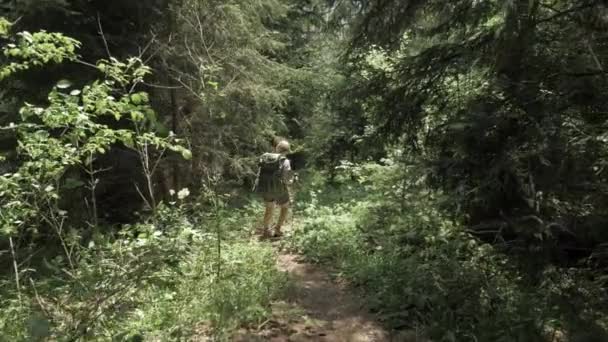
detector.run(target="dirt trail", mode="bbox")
[233,250,394,342]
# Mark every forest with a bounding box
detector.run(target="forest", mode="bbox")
[1,0,608,341]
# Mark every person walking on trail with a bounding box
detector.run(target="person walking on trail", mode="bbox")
[254,139,293,238]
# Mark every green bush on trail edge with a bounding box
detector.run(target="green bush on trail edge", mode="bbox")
[288,162,608,341]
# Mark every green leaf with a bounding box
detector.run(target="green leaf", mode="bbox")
[130,111,144,122]
[56,79,72,89]
[123,136,135,149]
[207,80,219,90]
[0,17,11,37]
[20,31,33,43]
[143,108,156,121]
[181,149,192,160]
[130,93,143,105]
[112,111,121,121]
[64,178,84,189]
[153,121,170,137]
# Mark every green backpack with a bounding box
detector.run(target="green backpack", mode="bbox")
[254,153,286,193]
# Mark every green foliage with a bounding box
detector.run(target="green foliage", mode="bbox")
[0,17,10,37]
[0,24,276,342]
[0,9,301,339]
[0,24,79,80]
[0,54,188,237]
[122,239,284,341]
[5,2,608,341]
[334,0,608,263]
[0,202,284,341]
[156,0,297,181]
[289,161,608,340]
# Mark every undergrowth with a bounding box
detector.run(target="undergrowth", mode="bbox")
[0,199,285,341]
[288,160,608,342]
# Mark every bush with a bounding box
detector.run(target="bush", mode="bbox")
[288,161,608,341]
[0,202,285,341]
[118,240,285,341]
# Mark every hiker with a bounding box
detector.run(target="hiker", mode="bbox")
[254,139,293,238]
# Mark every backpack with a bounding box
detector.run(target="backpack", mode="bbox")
[254,153,286,193]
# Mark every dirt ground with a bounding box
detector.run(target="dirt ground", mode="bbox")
[232,250,425,342]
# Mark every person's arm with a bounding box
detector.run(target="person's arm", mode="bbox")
[253,161,262,191]
[281,159,295,204]
[281,159,293,185]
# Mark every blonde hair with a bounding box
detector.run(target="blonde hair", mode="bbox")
[275,140,290,154]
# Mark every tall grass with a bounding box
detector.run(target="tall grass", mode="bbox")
[0,201,285,341]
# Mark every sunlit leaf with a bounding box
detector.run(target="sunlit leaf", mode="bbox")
[56,79,72,89]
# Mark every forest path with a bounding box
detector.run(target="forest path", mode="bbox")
[232,236,401,342]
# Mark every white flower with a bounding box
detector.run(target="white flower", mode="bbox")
[169,189,176,196]
[177,188,190,200]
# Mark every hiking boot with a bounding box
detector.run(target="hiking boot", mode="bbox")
[256,227,272,238]
[272,227,284,238]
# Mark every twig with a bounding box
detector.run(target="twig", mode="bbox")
[74,59,99,70]
[137,32,157,62]
[40,207,75,272]
[142,81,182,90]
[10,16,23,26]
[134,182,153,211]
[30,278,51,317]
[537,1,601,25]
[17,248,43,268]
[9,236,22,306]
[585,35,604,72]
[97,13,112,59]
[257,318,271,331]
[173,76,206,102]
[150,146,168,176]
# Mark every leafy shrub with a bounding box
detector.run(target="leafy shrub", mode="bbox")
[118,240,284,341]
[0,25,282,336]
[0,202,285,341]
[289,161,608,341]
